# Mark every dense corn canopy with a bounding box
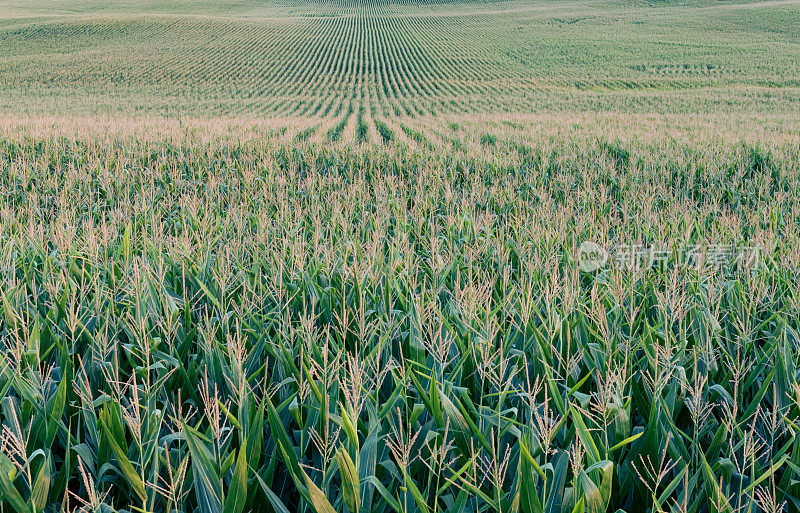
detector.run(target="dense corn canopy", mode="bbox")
[1,116,799,512]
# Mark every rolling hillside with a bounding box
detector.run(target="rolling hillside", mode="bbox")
[1,0,798,124]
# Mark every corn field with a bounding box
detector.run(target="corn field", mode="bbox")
[2,0,799,119]
[1,116,799,513]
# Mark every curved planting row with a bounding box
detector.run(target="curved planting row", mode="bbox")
[0,0,530,117]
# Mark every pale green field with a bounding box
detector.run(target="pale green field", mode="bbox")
[1,0,799,126]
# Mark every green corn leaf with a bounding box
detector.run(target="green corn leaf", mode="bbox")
[301,360,325,406]
[581,461,613,513]
[100,419,147,504]
[253,471,291,513]
[741,453,789,495]
[519,448,544,513]
[740,368,775,426]
[570,407,600,464]
[358,412,379,509]
[544,452,569,513]
[430,376,444,428]
[520,437,546,480]
[338,402,359,452]
[182,423,223,513]
[245,401,264,476]
[699,450,732,513]
[336,448,360,513]
[264,394,312,504]
[402,469,430,513]
[31,454,51,513]
[302,469,337,513]
[656,467,687,509]
[0,289,19,333]
[362,476,401,513]
[437,388,472,455]
[123,221,132,262]
[220,451,236,477]
[45,377,67,449]
[608,431,643,453]
[0,453,29,513]
[222,443,248,513]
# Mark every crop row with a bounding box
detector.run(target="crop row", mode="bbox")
[0,2,528,117]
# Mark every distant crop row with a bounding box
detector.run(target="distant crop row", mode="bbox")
[0,2,527,118]
[3,0,798,117]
